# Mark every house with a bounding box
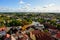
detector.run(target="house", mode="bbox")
[0,27,6,37]
[31,21,44,30]
[44,23,57,29]
[48,29,58,35]
[56,31,60,39]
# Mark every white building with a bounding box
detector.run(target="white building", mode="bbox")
[31,21,44,30]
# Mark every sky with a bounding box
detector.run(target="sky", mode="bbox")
[0,0,60,12]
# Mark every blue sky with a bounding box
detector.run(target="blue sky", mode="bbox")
[0,0,60,12]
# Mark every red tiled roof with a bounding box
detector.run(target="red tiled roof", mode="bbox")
[56,32,60,38]
[0,27,6,31]
[31,30,55,40]
[32,30,41,35]
[44,23,57,29]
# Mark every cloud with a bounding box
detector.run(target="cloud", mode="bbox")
[29,3,60,12]
[19,0,31,7]
[18,0,60,12]
[44,3,55,8]
[0,3,60,12]
[18,0,31,12]
[18,2,60,12]
[42,3,60,12]
[26,3,31,6]
[0,7,18,12]
[19,0,24,4]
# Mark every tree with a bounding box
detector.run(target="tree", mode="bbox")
[8,20,23,27]
[50,20,56,26]
[37,18,45,24]
[0,22,5,28]
[57,24,60,30]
